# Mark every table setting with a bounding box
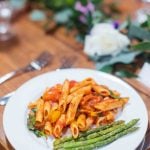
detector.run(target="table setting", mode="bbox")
[0,0,150,150]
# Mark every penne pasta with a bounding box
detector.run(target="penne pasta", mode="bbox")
[105,111,115,122]
[53,114,66,138]
[77,114,86,131]
[44,101,51,120]
[51,102,59,111]
[66,93,84,125]
[119,97,129,103]
[96,117,106,127]
[44,121,52,135]
[94,99,126,111]
[79,109,100,117]
[86,117,94,129]
[70,78,95,94]
[92,85,110,96]
[35,99,44,124]
[28,98,40,109]
[66,85,91,104]
[59,80,70,113]
[28,102,37,109]
[70,121,79,138]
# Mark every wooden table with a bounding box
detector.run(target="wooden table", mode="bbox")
[0,15,150,150]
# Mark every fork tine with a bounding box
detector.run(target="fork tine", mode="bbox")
[28,51,53,70]
[59,56,77,69]
[33,51,53,68]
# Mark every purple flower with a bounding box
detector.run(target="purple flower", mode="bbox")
[75,1,89,15]
[113,21,120,29]
[79,15,87,23]
[75,1,95,15]
[87,1,95,12]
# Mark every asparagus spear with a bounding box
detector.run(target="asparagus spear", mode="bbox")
[54,120,124,146]
[55,119,139,149]
[86,123,124,139]
[73,127,139,150]
[54,123,124,150]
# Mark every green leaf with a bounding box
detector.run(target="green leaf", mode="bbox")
[100,65,113,73]
[29,10,46,21]
[141,15,150,30]
[131,42,150,51]
[110,90,120,99]
[115,70,138,78]
[128,24,150,40]
[34,130,46,137]
[54,9,73,24]
[96,51,140,69]
[148,15,150,30]
[92,11,103,25]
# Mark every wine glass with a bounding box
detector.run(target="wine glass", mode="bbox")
[135,0,150,23]
[0,1,13,41]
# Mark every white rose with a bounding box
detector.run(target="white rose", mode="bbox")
[84,23,130,57]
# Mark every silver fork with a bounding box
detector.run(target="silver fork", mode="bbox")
[0,51,52,85]
[0,56,75,105]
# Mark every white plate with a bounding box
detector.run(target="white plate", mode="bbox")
[3,68,148,150]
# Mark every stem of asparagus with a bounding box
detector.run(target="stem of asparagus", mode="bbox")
[54,123,124,150]
[54,120,124,146]
[73,127,139,150]
[55,119,139,149]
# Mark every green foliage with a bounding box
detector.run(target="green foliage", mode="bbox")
[27,109,46,138]
[43,0,75,10]
[33,130,46,137]
[100,65,113,74]
[96,51,140,69]
[54,9,73,24]
[128,24,150,40]
[115,70,138,78]
[140,15,150,30]
[131,42,150,51]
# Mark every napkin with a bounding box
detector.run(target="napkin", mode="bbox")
[138,62,150,88]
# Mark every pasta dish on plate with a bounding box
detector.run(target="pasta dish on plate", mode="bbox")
[27,78,128,139]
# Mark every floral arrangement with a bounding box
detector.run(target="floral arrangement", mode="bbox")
[29,0,120,41]
[84,19,150,77]
[29,0,150,77]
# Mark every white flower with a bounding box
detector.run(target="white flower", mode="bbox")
[84,23,130,57]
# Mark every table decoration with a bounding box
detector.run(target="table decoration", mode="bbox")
[29,0,121,41]
[89,19,150,78]
[28,0,150,78]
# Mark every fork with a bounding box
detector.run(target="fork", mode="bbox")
[0,56,75,105]
[0,51,52,85]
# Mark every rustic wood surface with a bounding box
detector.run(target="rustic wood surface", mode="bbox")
[0,3,150,149]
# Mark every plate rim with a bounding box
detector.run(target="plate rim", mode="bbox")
[3,68,149,150]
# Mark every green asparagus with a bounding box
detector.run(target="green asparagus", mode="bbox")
[54,120,124,146]
[86,123,124,139]
[55,119,139,149]
[73,127,139,150]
